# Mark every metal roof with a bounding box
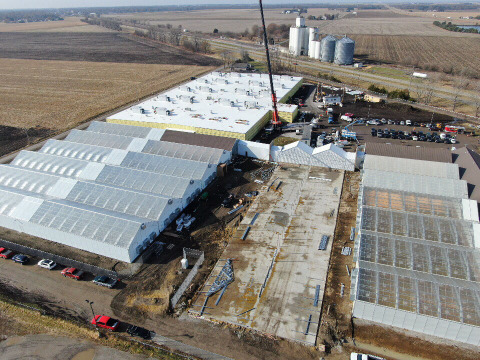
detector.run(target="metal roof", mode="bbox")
[142,140,225,164]
[40,139,113,163]
[364,155,460,179]
[365,143,453,163]
[120,151,211,180]
[453,147,480,204]
[66,130,135,150]
[107,72,302,135]
[86,121,165,140]
[161,130,237,151]
[362,169,468,199]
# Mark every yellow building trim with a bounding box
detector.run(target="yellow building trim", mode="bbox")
[107,118,248,140]
[279,79,303,104]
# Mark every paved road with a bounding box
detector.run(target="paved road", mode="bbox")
[207,37,479,107]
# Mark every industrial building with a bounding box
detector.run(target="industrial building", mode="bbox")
[0,122,236,263]
[107,72,302,140]
[351,147,480,346]
[288,17,355,65]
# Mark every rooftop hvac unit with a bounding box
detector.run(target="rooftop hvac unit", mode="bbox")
[179,95,194,103]
[131,106,145,114]
[244,100,258,109]
[220,99,234,107]
[153,106,170,115]
[199,86,212,93]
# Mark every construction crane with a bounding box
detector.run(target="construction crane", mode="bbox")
[258,0,281,126]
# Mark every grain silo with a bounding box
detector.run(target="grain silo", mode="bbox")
[308,27,318,58]
[313,41,321,60]
[334,36,355,65]
[320,35,337,62]
[289,16,309,56]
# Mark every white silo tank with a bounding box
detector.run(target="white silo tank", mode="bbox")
[301,27,309,55]
[289,27,300,56]
[314,41,322,60]
[296,16,306,27]
[308,28,318,58]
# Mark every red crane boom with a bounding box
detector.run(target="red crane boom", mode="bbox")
[258,0,281,126]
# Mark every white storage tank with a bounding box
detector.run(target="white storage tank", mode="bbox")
[321,35,337,62]
[289,27,301,56]
[314,40,322,60]
[334,36,355,65]
[296,16,306,27]
[308,27,318,58]
[181,258,189,269]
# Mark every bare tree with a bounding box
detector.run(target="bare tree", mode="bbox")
[452,77,470,112]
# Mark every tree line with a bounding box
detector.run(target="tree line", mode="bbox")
[433,21,479,34]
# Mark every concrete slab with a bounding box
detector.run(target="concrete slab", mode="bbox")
[191,165,344,345]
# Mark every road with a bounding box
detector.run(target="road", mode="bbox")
[206,37,479,107]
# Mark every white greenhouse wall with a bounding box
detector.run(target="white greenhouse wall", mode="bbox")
[353,301,480,346]
[237,140,270,160]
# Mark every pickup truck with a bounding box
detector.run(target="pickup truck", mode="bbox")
[0,247,13,259]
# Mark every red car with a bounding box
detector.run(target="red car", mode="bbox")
[61,267,84,280]
[91,315,119,331]
[0,247,13,259]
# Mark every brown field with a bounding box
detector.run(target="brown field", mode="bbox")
[0,17,110,33]
[106,7,346,33]
[352,34,480,74]
[0,58,214,131]
[315,10,479,36]
[0,32,220,65]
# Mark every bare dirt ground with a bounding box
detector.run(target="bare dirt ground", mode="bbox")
[317,171,359,352]
[0,32,219,65]
[0,335,149,360]
[0,17,110,33]
[106,8,341,33]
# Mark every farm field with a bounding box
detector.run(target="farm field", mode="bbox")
[0,58,214,154]
[0,17,109,33]
[352,34,480,75]
[106,7,344,33]
[316,10,478,36]
[0,32,220,65]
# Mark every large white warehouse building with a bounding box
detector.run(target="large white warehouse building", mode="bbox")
[106,72,302,140]
[0,122,236,262]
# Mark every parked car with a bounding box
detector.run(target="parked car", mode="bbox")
[0,248,13,259]
[405,120,412,126]
[61,267,84,280]
[127,325,152,340]
[91,315,120,331]
[12,254,29,265]
[37,259,57,270]
[93,275,118,289]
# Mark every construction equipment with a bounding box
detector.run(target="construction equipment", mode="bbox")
[258,0,281,126]
[341,118,363,140]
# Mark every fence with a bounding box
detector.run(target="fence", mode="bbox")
[0,238,118,278]
[171,248,205,308]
